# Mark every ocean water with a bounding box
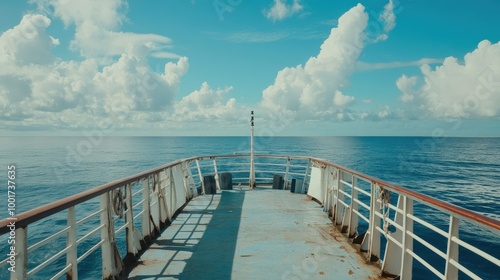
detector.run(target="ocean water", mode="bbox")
[0,136,499,279]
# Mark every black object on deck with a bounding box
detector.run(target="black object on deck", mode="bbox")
[272,175,284,190]
[219,173,233,190]
[204,175,217,194]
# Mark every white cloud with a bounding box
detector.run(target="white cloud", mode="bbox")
[380,0,396,33]
[396,75,417,103]
[38,0,175,59]
[333,91,354,107]
[260,4,367,119]
[372,0,396,42]
[265,0,303,21]
[0,11,191,129]
[356,58,444,71]
[0,14,59,66]
[397,40,500,118]
[173,82,239,121]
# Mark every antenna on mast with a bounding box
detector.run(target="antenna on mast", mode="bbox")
[249,111,255,189]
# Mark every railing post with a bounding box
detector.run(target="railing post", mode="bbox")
[445,216,460,279]
[213,158,220,191]
[158,170,169,222]
[324,167,335,215]
[302,160,311,193]
[67,206,78,280]
[142,177,152,239]
[382,195,404,277]
[284,158,291,190]
[368,182,381,262]
[400,196,413,279]
[100,192,118,279]
[125,183,140,258]
[348,176,359,238]
[196,160,205,194]
[11,227,27,280]
[334,170,344,225]
[150,173,161,233]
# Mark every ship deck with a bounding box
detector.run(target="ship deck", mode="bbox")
[128,187,382,279]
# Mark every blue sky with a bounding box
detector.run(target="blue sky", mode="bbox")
[0,0,499,136]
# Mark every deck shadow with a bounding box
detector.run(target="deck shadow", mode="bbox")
[178,190,245,279]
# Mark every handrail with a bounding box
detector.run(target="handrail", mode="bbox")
[1,154,498,233]
[310,157,500,231]
[0,154,498,280]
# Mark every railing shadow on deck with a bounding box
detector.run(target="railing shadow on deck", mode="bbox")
[127,190,245,279]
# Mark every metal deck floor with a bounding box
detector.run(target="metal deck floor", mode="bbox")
[128,188,381,279]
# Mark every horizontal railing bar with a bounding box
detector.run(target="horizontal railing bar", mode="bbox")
[354,186,371,197]
[374,211,384,220]
[339,180,353,188]
[77,208,103,226]
[407,249,445,279]
[50,263,72,280]
[352,209,370,224]
[387,202,404,215]
[254,163,287,167]
[373,212,404,232]
[150,200,158,207]
[115,222,128,235]
[407,231,447,259]
[132,188,143,197]
[134,210,144,220]
[407,214,448,238]
[378,227,403,248]
[353,198,370,211]
[28,226,70,253]
[310,157,500,231]
[288,164,308,168]
[28,245,71,277]
[254,170,284,174]
[133,199,145,209]
[77,224,104,245]
[1,154,498,235]
[287,172,306,176]
[338,199,349,208]
[451,236,500,266]
[77,239,105,263]
[338,189,352,199]
[449,259,481,280]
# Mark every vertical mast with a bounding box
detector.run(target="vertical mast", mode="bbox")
[250,111,255,189]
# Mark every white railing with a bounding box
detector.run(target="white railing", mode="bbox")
[0,155,498,279]
[307,159,500,279]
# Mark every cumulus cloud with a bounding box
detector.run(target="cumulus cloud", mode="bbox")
[261,4,368,119]
[0,9,190,129]
[265,0,303,21]
[0,14,59,66]
[380,0,396,33]
[37,0,175,58]
[371,0,397,42]
[173,82,239,121]
[397,40,500,118]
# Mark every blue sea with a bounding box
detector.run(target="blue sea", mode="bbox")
[0,136,499,279]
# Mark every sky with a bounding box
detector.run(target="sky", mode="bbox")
[0,0,499,136]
